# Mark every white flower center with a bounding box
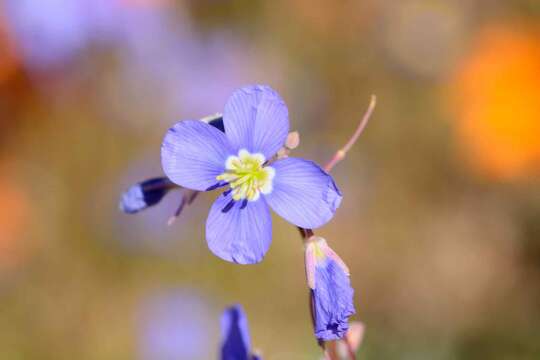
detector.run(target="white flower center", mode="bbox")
[216,149,275,201]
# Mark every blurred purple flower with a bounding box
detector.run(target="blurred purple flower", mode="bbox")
[138,289,215,360]
[221,305,261,360]
[115,9,257,119]
[116,3,287,127]
[1,0,121,69]
[305,236,355,342]
[161,85,342,264]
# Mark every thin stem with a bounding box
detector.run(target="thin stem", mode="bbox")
[186,190,199,204]
[167,195,186,226]
[297,227,314,241]
[324,95,376,172]
[167,190,198,226]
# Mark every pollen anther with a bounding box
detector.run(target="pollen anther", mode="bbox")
[216,149,275,201]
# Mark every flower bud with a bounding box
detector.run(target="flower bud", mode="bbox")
[221,305,262,360]
[285,131,300,149]
[119,177,177,214]
[305,236,355,342]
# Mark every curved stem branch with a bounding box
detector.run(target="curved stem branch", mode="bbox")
[324,95,376,173]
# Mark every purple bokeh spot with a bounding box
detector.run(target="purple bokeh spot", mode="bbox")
[138,289,215,360]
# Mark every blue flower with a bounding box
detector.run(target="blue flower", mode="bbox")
[221,305,261,360]
[305,236,355,342]
[161,85,342,264]
[2,0,123,70]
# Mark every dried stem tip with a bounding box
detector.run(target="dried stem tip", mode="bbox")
[324,95,376,173]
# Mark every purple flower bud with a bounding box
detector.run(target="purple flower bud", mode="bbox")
[305,236,355,342]
[119,177,176,214]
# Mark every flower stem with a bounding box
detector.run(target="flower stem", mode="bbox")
[324,95,376,173]
[167,190,199,225]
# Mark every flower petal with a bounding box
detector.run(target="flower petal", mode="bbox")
[264,158,342,228]
[220,305,251,360]
[206,193,272,264]
[161,120,233,191]
[223,85,289,158]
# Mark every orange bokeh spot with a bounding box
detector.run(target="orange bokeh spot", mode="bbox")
[0,12,19,85]
[451,24,540,181]
[0,175,30,270]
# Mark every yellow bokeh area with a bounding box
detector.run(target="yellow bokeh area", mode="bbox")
[452,24,540,181]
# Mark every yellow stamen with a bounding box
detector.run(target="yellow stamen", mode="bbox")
[216,149,275,201]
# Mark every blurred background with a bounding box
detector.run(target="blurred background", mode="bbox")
[1,0,540,359]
